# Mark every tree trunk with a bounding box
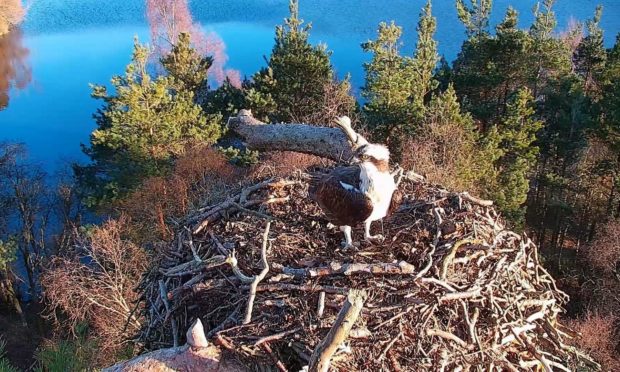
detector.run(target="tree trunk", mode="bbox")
[227,110,359,162]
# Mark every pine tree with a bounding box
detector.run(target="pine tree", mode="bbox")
[247,0,335,123]
[455,0,493,41]
[409,0,439,118]
[452,7,531,127]
[528,0,571,98]
[77,40,222,206]
[363,1,438,148]
[575,5,607,96]
[362,21,412,143]
[491,88,542,226]
[160,32,213,98]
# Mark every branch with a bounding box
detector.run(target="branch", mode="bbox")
[308,289,367,372]
[243,222,271,324]
[227,110,358,162]
[278,260,416,279]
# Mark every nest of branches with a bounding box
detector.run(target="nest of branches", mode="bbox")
[138,173,598,371]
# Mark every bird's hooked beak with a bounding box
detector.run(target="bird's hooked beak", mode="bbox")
[348,153,361,164]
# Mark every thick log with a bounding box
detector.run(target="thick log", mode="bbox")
[227,110,358,162]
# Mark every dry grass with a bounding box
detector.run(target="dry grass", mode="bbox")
[249,151,330,180]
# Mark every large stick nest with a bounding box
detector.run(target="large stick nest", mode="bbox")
[138,172,597,371]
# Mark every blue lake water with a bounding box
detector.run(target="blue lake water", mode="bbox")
[1,0,619,172]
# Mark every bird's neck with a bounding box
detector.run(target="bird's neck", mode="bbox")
[359,161,389,195]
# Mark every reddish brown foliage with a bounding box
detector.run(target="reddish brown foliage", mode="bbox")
[581,219,620,274]
[146,0,241,87]
[0,28,30,110]
[120,146,242,241]
[401,133,479,194]
[569,313,620,371]
[0,0,25,35]
[249,151,329,180]
[41,218,148,364]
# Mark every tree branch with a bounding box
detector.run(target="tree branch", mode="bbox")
[227,110,358,162]
[308,289,367,372]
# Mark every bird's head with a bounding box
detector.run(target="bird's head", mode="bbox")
[352,144,390,171]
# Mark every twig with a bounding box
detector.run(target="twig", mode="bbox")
[379,332,402,362]
[281,260,416,279]
[261,343,289,372]
[426,329,470,349]
[231,201,274,221]
[254,328,300,347]
[317,291,326,318]
[253,283,348,295]
[244,222,271,324]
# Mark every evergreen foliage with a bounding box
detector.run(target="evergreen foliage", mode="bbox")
[575,6,607,96]
[455,0,492,40]
[161,32,213,96]
[362,1,438,150]
[77,38,222,206]
[247,0,336,123]
[490,89,542,225]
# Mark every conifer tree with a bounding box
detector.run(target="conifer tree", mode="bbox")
[362,21,412,143]
[161,32,213,97]
[575,5,607,96]
[409,0,439,118]
[77,40,222,206]
[363,1,438,147]
[455,0,492,41]
[247,0,336,123]
[491,88,542,225]
[528,0,571,97]
[453,6,530,126]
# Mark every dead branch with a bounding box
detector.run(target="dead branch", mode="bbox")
[227,110,358,162]
[308,289,367,372]
[243,222,271,324]
[278,260,416,279]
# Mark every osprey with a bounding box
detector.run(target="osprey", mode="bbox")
[309,119,401,249]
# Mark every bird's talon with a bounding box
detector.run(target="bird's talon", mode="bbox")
[365,235,385,244]
[341,242,356,250]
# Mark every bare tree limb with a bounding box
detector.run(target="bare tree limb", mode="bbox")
[227,110,358,162]
[243,222,271,324]
[308,289,367,372]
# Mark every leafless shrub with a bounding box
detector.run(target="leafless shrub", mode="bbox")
[568,312,620,371]
[298,79,358,126]
[41,218,148,364]
[401,124,480,194]
[581,219,620,275]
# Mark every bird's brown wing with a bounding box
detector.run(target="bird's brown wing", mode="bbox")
[309,166,373,226]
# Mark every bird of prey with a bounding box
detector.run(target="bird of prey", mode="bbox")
[309,117,401,249]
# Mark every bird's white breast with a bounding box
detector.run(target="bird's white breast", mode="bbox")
[359,163,396,222]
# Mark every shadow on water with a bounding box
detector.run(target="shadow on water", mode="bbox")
[0,28,31,111]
